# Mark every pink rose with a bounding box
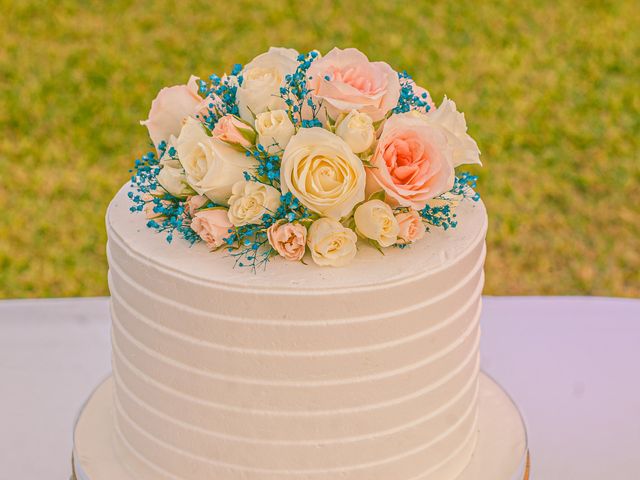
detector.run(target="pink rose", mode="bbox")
[191,209,233,249]
[141,194,169,219]
[141,76,202,151]
[306,48,401,122]
[212,115,255,148]
[395,209,426,244]
[267,222,307,261]
[184,194,209,217]
[367,113,455,210]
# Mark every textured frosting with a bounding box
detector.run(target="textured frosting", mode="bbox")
[106,184,488,480]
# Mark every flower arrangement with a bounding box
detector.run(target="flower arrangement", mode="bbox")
[130,47,481,269]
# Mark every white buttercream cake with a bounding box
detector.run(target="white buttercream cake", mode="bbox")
[102,182,488,480]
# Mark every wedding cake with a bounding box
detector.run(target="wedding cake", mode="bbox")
[72,47,527,480]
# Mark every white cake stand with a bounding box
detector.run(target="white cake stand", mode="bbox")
[72,372,529,480]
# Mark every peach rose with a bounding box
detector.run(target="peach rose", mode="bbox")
[267,222,307,261]
[367,113,455,210]
[191,209,233,249]
[306,47,400,122]
[212,114,256,148]
[141,76,202,150]
[395,209,426,244]
[141,194,170,219]
[184,195,209,217]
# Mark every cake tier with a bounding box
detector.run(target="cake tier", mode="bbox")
[106,184,488,480]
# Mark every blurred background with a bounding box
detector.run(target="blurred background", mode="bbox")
[0,0,638,299]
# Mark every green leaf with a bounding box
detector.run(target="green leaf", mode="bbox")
[239,126,257,145]
[361,161,378,169]
[299,218,315,228]
[198,206,229,212]
[368,190,386,202]
[342,215,356,231]
[366,238,385,255]
[361,154,378,169]
[372,113,390,130]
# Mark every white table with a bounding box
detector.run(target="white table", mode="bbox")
[1,296,639,480]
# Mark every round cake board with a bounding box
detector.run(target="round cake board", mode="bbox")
[72,372,529,480]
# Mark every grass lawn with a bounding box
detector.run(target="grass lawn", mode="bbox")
[1,0,638,298]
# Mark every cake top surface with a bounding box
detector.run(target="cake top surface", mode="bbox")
[108,184,486,291]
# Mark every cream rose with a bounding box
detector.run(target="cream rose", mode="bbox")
[353,199,399,247]
[307,218,358,267]
[141,76,202,151]
[175,117,257,204]
[156,159,195,199]
[280,127,366,219]
[236,47,299,122]
[335,110,375,154]
[267,221,307,261]
[395,209,426,244]
[423,96,481,167]
[227,180,281,226]
[255,109,295,153]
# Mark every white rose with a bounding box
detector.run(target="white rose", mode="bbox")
[307,218,358,267]
[176,117,257,204]
[353,199,399,247]
[423,96,481,167]
[280,127,366,219]
[156,159,195,199]
[236,47,299,122]
[227,180,281,226]
[140,75,201,152]
[335,110,375,154]
[255,110,295,153]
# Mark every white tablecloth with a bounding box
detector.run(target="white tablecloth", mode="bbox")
[1,296,639,480]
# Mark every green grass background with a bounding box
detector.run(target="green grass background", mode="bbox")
[1,0,638,299]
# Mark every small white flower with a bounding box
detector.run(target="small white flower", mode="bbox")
[353,199,399,247]
[307,218,358,267]
[227,180,281,226]
[335,110,375,154]
[255,110,295,153]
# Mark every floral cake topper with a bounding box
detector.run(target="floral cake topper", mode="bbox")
[130,47,481,269]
